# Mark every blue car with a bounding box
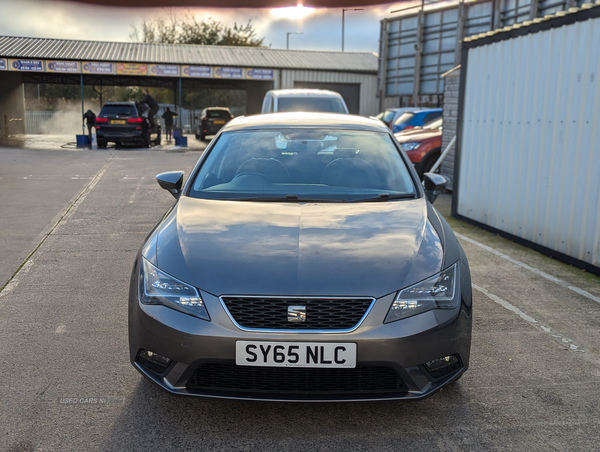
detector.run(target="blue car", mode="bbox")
[392,108,443,134]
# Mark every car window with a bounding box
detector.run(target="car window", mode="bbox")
[423,117,443,130]
[100,105,137,116]
[277,97,347,113]
[189,129,415,201]
[394,112,415,125]
[207,110,231,119]
[422,111,442,123]
[382,110,397,123]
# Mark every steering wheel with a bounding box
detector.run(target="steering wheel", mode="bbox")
[232,171,275,183]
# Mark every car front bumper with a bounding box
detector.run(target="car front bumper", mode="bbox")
[128,259,472,402]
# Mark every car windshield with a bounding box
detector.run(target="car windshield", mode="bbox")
[277,97,347,113]
[394,112,415,125]
[207,110,231,119]
[188,128,416,202]
[423,117,443,130]
[100,105,137,117]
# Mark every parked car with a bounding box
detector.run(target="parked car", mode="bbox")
[374,107,416,130]
[95,101,160,148]
[261,89,349,114]
[194,107,234,141]
[128,112,472,402]
[395,117,443,178]
[391,108,442,134]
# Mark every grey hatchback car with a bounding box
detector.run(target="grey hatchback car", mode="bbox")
[128,112,472,401]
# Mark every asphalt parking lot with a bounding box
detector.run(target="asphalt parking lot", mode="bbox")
[1,138,599,452]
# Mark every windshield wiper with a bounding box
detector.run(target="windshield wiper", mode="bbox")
[227,195,347,203]
[350,193,416,203]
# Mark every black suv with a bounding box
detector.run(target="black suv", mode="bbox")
[96,101,161,148]
[194,107,234,141]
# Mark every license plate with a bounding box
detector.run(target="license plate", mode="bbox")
[236,341,356,368]
[111,120,126,124]
[213,120,225,124]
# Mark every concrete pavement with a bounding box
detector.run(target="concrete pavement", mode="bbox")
[1,144,599,452]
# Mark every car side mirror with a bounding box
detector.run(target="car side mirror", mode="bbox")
[423,173,447,204]
[156,171,184,199]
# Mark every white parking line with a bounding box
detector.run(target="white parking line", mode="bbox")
[455,232,600,305]
[0,260,34,298]
[472,284,585,353]
[0,153,115,297]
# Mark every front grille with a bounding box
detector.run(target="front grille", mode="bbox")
[186,363,405,399]
[221,296,373,330]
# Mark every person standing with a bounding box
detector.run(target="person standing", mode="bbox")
[141,88,159,130]
[161,107,178,142]
[83,109,96,143]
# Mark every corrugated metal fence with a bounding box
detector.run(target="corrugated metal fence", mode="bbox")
[25,111,53,134]
[454,10,600,272]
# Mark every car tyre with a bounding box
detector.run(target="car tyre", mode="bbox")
[418,149,441,179]
[154,129,161,146]
[97,139,107,149]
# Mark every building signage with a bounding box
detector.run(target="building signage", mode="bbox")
[182,65,212,78]
[116,63,147,76]
[148,64,180,77]
[82,62,115,74]
[214,67,244,79]
[246,68,274,80]
[9,59,44,72]
[46,61,80,73]
[0,58,7,71]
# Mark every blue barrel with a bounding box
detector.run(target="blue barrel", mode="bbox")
[76,135,90,148]
[175,136,188,147]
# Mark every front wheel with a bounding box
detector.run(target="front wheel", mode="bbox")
[418,150,440,179]
[154,130,161,145]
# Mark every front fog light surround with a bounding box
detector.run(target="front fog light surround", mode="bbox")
[139,257,210,321]
[385,262,459,323]
[136,349,172,374]
[423,354,461,379]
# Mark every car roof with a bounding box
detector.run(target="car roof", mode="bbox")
[267,89,343,98]
[411,108,443,113]
[102,102,136,106]
[204,107,231,111]
[223,112,389,132]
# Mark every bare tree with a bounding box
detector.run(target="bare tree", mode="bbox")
[130,10,264,47]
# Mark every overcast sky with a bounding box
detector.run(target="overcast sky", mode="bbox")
[0,0,410,53]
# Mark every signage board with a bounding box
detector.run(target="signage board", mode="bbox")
[0,58,7,71]
[214,67,244,79]
[182,65,212,78]
[82,62,115,74]
[246,68,274,80]
[116,63,147,76]
[46,61,80,73]
[9,59,44,72]
[148,64,180,77]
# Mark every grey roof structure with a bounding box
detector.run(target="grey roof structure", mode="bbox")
[0,36,378,73]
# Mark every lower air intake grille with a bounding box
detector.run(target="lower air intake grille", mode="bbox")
[186,363,405,399]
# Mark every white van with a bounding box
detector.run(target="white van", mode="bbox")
[261,89,349,114]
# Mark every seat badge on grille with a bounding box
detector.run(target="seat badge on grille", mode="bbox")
[287,305,306,322]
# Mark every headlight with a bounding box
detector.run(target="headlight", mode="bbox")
[139,257,210,321]
[401,142,421,151]
[384,262,459,323]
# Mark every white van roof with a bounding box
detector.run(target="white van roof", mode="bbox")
[267,89,344,98]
